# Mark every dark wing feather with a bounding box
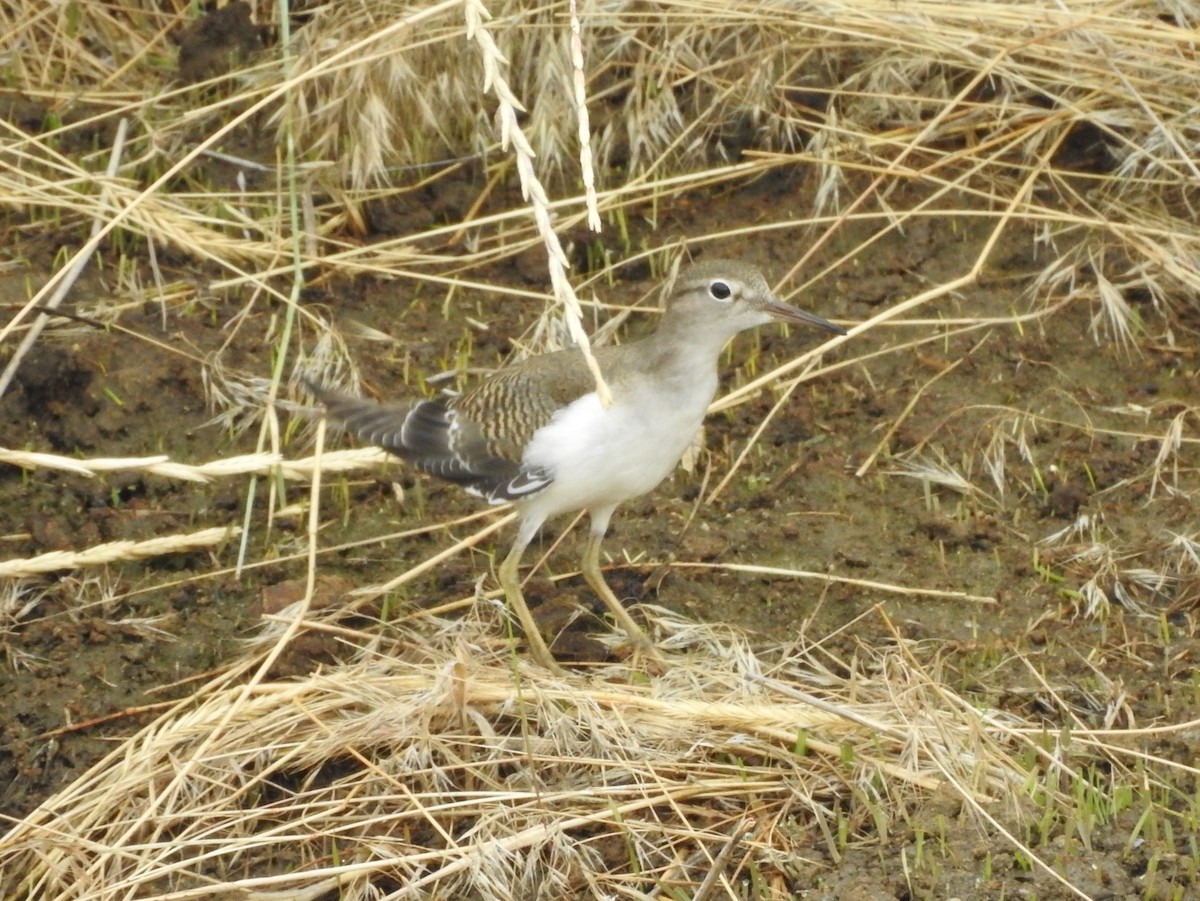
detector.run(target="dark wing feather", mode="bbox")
[308,348,604,504]
[455,347,602,454]
[309,372,584,503]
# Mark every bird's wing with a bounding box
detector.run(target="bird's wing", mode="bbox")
[454,348,599,455]
[450,347,602,501]
[306,383,512,498]
[309,349,601,504]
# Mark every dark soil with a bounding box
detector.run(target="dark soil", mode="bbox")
[1,169,1198,899]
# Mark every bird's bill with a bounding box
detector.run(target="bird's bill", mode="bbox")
[763,298,847,336]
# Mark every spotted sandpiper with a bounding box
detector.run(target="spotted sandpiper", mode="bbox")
[309,259,845,674]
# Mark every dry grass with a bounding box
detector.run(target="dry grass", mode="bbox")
[2,0,1200,897]
[3,0,1198,327]
[0,610,1043,899]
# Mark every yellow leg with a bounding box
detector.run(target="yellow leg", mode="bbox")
[498,541,566,676]
[580,531,666,669]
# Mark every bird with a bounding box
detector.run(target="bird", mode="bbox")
[308,259,846,674]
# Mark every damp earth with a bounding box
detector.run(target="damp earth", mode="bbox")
[1,173,1198,898]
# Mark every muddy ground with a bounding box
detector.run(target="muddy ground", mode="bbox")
[1,169,1198,898]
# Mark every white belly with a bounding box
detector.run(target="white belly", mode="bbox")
[521,386,710,520]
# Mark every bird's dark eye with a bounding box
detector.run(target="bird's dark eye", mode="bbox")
[709,280,732,301]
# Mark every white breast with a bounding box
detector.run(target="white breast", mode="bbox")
[520,379,713,520]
